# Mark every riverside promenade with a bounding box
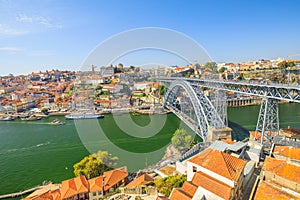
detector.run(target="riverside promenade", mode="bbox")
[0,186,41,199]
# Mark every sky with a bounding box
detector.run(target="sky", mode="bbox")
[0,0,300,75]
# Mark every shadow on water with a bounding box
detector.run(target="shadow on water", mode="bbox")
[228,120,250,141]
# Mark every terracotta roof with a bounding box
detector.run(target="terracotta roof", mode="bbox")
[254,181,300,200]
[280,128,300,137]
[169,188,192,200]
[188,148,246,182]
[221,139,236,144]
[103,167,128,191]
[249,131,276,141]
[263,157,300,183]
[181,181,197,197]
[126,173,154,188]
[61,176,89,199]
[88,176,103,193]
[23,184,61,200]
[273,145,300,161]
[191,171,233,200]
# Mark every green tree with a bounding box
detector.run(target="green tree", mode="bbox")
[154,175,187,197]
[130,65,135,71]
[95,84,103,91]
[204,62,218,73]
[41,108,49,114]
[73,151,118,179]
[171,129,193,150]
[278,61,295,70]
[158,85,166,96]
[218,67,226,73]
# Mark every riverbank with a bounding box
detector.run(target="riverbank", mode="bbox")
[0,103,299,195]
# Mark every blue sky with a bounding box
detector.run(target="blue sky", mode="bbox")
[0,0,300,75]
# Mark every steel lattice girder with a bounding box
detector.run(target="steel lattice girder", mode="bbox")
[191,85,225,129]
[164,80,225,140]
[158,77,300,103]
[255,98,279,143]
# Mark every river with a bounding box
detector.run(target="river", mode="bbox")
[0,103,299,196]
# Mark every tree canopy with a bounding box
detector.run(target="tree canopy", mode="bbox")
[278,61,295,69]
[154,175,187,196]
[171,129,193,150]
[73,151,118,179]
[158,84,166,96]
[204,62,218,73]
[218,66,226,73]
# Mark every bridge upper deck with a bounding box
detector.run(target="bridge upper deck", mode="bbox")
[157,77,300,103]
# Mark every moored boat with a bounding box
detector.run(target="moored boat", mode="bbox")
[65,113,104,120]
[0,116,15,121]
[50,119,65,125]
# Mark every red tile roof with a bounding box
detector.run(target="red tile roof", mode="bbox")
[169,188,192,200]
[273,145,300,161]
[156,196,170,200]
[23,184,61,200]
[263,157,300,183]
[126,173,154,188]
[88,176,103,193]
[88,167,128,192]
[188,148,246,182]
[103,167,128,191]
[191,171,233,200]
[181,181,197,197]
[61,176,89,199]
[254,181,300,200]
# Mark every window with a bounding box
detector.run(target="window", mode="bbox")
[98,191,102,195]
[93,192,96,196]
[193,166,197,172]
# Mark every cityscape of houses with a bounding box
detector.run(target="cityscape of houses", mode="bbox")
[1,57,299,116]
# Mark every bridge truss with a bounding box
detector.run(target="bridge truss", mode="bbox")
[159,77,300,143]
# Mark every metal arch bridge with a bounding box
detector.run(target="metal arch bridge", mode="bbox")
[157,77,300,143]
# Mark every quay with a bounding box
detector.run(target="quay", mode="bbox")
[0,186,41,199]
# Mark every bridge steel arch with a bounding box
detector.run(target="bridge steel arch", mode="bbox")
[164,80,224,140]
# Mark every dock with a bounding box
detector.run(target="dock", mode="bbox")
[0,186,41,199]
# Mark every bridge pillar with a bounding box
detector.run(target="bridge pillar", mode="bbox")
[255,97,279,144]
[206,126,232,142]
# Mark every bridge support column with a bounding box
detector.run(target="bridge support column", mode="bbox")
[255,97,279,144]
[206,126,232,142]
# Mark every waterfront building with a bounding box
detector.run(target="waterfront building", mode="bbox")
[22,184,61,200]
[170,148,246,200]
[61,176,89,200]
[88,167,128,200]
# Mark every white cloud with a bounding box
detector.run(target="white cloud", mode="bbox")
[16,14,63,29]
[0,24,29,36]
[0,47,24,52]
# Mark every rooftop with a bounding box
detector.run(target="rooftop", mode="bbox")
[61,176,89,199]
[126,173,154,188]
[254,181,300,200]
[188,148,246,182]
[23,184,61,200]
[263,157,300,183]
[273,145,300,161]
[169,188,192,200]
[191,171,232,200]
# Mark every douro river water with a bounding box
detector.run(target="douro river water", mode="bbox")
[0,103,299,196]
